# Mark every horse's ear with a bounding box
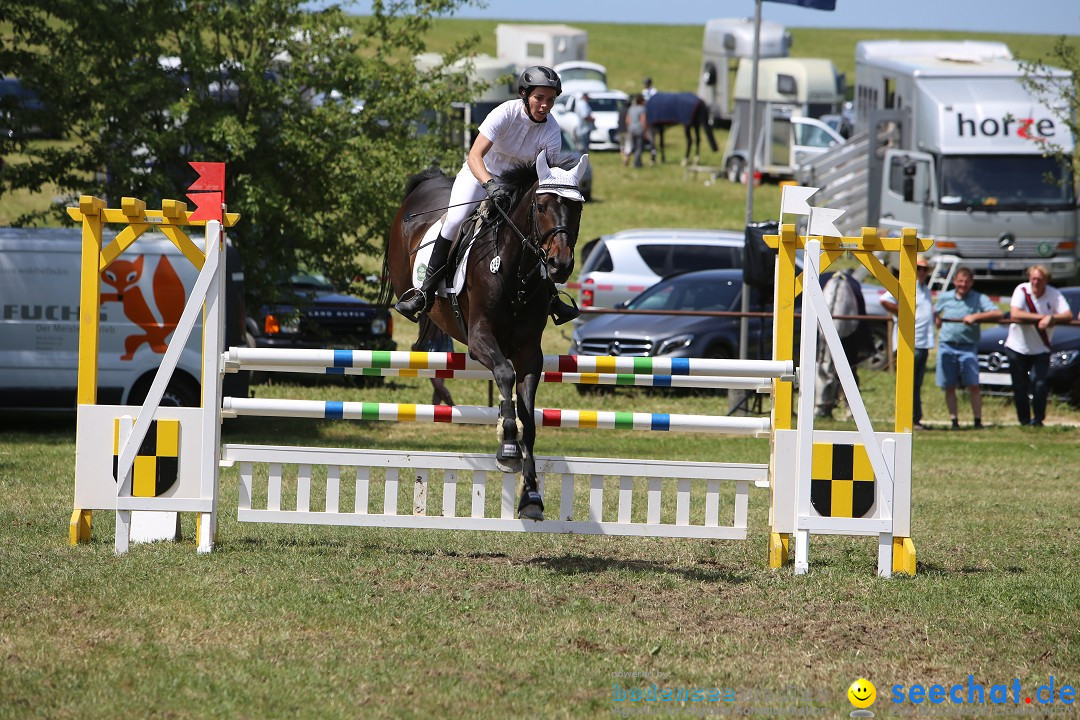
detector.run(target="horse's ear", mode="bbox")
[536,150,550,177]
[573,154,590,183]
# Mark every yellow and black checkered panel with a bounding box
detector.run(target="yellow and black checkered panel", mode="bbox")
[112,419,180,497]
[810,442,875,518]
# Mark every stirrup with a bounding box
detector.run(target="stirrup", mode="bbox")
[394,287,431,323]
[549,291,580,326]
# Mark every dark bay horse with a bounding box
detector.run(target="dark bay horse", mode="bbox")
[645,92,718,165]
[385,151,588,520]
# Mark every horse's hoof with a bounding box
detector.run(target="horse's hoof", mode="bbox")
[517,490,544,521]
[496,442,522,473]
[518,503,544,521]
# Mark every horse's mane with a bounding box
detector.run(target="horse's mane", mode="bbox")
[403,166,446,199]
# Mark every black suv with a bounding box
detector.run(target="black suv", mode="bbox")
[247,273,396,353]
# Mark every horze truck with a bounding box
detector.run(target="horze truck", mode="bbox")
[696,17,791,125]
[798,40,1078,280]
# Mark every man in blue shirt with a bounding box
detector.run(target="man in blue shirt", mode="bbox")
[934,267,1003,429]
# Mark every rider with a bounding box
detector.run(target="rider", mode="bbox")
[395,64,581,324]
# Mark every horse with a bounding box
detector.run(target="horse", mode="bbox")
[384,151,588,521]
[645,92,718,165]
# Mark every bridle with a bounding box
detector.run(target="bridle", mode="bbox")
[487,181,581,311]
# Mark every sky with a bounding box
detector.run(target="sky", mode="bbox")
[341,1,1079,36]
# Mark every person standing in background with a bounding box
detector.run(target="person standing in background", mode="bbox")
[880,256,934,429]
[1003,264,1072,427]
[575,93,595,153]
[933,267,1002,429]
[625,94,648,168]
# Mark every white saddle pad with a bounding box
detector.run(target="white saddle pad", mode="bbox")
[412,218,474,297]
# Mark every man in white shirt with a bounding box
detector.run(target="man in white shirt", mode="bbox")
[1003,264,1072,427]
[575,93,595,152]
[880,256,934,429]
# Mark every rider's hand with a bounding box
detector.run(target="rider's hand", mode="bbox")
[483,179,512,212]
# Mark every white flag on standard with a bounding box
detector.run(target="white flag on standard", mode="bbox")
[808,207,845,238]
[780,185,818,216]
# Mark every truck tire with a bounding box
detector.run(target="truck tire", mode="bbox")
[128,373,200,408]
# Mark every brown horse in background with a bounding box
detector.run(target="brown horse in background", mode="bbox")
[383,152,588,520]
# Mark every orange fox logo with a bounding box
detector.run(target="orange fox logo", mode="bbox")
[101,255,186,361]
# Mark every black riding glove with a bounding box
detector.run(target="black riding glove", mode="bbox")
[483,179,512,213]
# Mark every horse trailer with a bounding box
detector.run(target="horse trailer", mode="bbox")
[721,57,846,183]
[696,17,791,126]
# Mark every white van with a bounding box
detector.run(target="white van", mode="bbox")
[0,227,248,410]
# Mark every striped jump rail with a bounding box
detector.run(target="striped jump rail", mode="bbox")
[224,445,762,540]
[220,398,772,436]
[233,364,774,392]
[223,348,796,380]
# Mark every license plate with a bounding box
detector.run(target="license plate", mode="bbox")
[979,372,1011,386]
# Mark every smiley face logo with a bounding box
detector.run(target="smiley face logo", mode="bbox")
[848,678,876,709]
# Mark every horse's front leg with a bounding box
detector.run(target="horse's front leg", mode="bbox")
[467,321,522,473]
[513,351,544,520]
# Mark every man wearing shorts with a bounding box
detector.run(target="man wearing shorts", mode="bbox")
[934,267,1002,429]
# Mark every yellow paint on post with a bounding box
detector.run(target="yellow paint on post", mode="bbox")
[578,410,598,428]
[75,196,105,406]
[768,532,790,568]
[893,536,916,575]
[69,509,92,545]
[398,404,417,422]
[771,224,798,430]
[158,226,205,271]
[409,351,430,369]
[894,229,918,433]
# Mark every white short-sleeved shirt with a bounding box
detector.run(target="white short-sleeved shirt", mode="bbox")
[477,99,562,176]
[881,282,935,350]
[1004,282,1071,355]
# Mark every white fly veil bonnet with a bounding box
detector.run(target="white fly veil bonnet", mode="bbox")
[535,151,588,202]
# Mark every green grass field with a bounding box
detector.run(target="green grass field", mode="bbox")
[2,18,1080,720]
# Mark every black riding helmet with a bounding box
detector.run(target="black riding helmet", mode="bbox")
[517,65,562,98]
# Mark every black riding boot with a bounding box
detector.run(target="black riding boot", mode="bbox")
[549,291,580,325]
[396,234,452,322]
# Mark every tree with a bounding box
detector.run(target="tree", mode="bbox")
[1019,35,1080,193]
[0,0,482,299]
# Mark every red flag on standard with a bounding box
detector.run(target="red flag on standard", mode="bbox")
[187,190,223,222]
[188,162,225,191]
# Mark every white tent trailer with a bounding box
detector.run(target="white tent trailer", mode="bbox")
[721,57,845,182]
[798,40,1078,281]
[414,53,518,154]
[495,24,587,67]
[697,17,791,125]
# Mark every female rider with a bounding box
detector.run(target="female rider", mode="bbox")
[395,65,579,324]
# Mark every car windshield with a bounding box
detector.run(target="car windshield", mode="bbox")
[561,68,606,84]
[287,273,335,291]
[939,155,1075,210]
[626,276,741,312]
[587,97,626,113]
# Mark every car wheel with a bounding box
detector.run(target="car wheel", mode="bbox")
[129,374,200,408]
[726,156,746,184]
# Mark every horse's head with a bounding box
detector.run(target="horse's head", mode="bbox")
[532,151,588,284]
